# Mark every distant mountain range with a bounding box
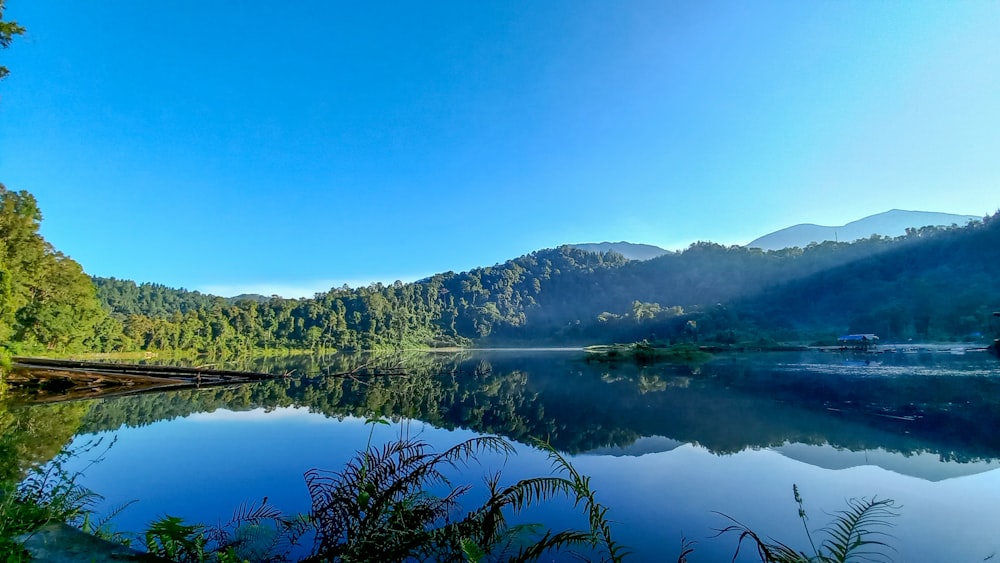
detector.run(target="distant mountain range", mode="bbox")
[569,210,980,260]
[568,241,670,260]
[746,209,980,251]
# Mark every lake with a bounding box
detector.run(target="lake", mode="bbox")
[7,348,1000,561]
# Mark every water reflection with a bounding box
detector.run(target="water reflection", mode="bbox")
[42,350,1000,464]
[5,350,1000,561]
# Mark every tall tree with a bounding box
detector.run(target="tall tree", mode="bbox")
[0,185,109,353]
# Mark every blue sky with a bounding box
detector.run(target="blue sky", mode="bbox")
[1,1,998,297]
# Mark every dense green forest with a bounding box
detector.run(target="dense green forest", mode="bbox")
[1,184,998,358]
[736,218,1000,340]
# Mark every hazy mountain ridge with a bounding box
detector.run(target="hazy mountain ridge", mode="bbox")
[568,241,670,261]
[747,209,980,251]
[227,293,271,304]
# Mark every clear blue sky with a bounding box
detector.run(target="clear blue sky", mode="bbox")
[2,1,998,297]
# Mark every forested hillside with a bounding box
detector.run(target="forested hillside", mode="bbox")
[3,184,997,357]
[734,214,1000,341]
[91,212,1000,353]
[92,248,634,352]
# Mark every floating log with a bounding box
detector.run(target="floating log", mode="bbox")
[6,357,288,404]
[5,356,410,404]
[12,356,280,383]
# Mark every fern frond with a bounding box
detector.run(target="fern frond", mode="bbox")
[503,529,597,562]
[532,439,629,562]
[490,476,577,513]
[714,489,898,563]
[230,497,283,525]
[817,497,898,563]
[305,435,628,563]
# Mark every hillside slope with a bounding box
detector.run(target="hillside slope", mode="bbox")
[731,215,1000,341]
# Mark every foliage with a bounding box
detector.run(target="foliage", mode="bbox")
[303,434,627,562]
[47,428,625,562]
[144,515,212,561]
[0,441,109,560]
[715,485,898,563]
[0,0,25,82]
[144,501,308,563]
[0,185,111,354]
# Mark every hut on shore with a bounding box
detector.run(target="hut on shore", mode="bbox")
[838,333,879,351]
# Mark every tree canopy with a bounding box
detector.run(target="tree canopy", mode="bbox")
[0,185,109,354]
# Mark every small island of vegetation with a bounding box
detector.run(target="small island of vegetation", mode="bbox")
[584,341,713,364]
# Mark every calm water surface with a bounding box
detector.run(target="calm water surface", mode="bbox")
[14,349,1000,561]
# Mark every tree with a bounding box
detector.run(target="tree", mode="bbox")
[0,0,25,81]
[0,186,46,347]
[0,185,109,353]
